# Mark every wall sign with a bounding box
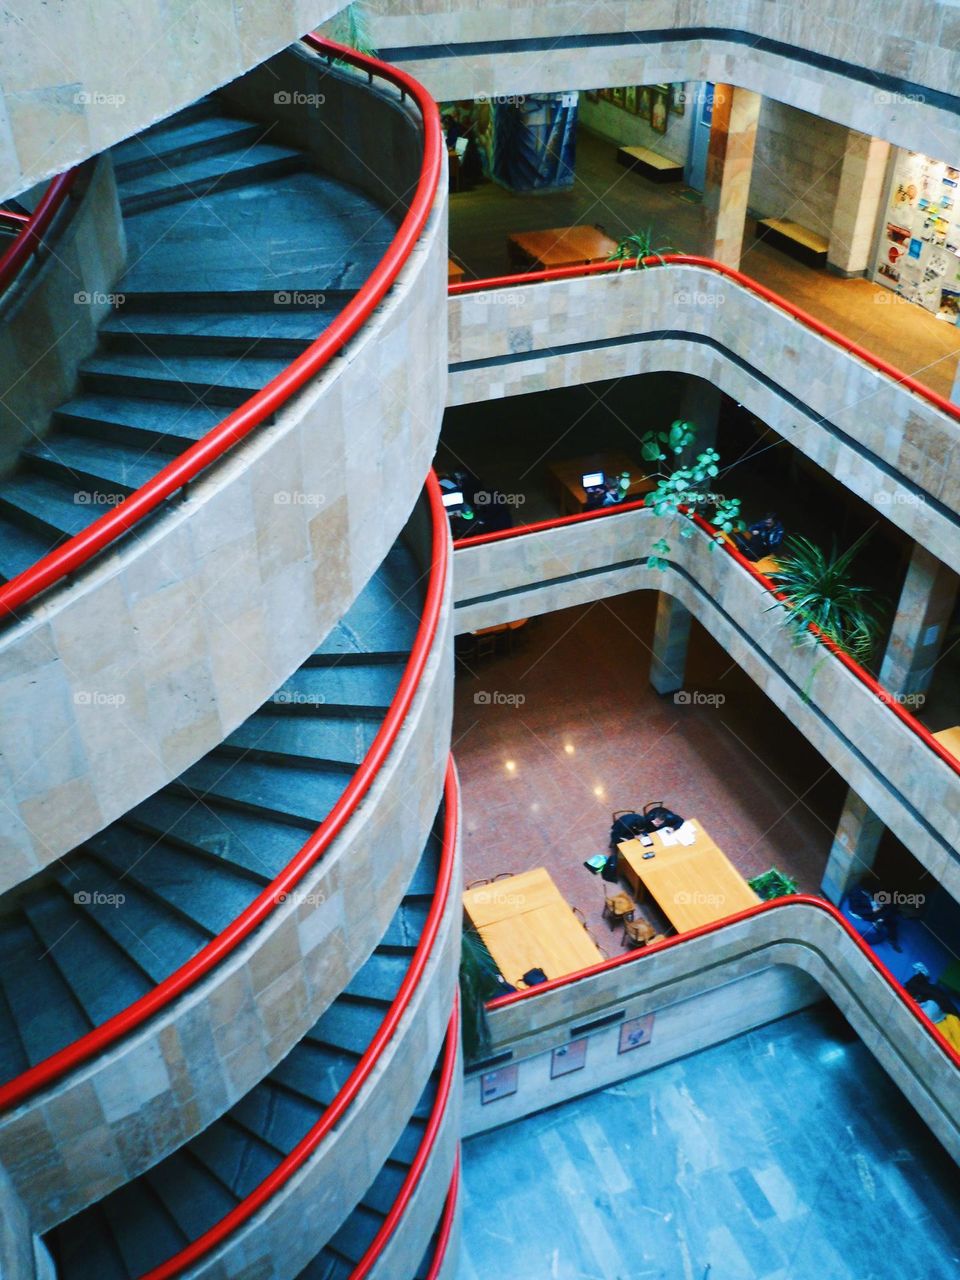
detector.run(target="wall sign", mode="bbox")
[873,147,960,318]
[618,1014,655,1054]
[480,1064,519,1104]
[551,1038,588,1078]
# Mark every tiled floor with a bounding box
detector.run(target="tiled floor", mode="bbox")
[456,1005,960,1280]
[449,129,960,400]
[454,593,846,955]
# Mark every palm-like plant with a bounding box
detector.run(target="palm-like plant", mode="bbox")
[608,227,674,270]
[766,533,885,664]
[459,928,502,1063]
[329,2,377,57]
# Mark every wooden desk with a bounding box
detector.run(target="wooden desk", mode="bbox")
[462,867,602,984]
[545,451,656,515]
[934,726,960,760]
[448,259,465,284]
[507,225,618,271]
[618,820,759,932]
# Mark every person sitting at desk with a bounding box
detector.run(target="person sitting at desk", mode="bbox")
[609,805,684,849]
[733,511,784,562]
[846,882,902,952]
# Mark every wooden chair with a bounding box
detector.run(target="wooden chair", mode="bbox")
[492,871,518,882]
[623,917,657,948]
[602,889,636,926]
[466,877,491,890]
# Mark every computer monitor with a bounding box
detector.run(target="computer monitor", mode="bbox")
[581,471,604,489]
[441,490,464,510]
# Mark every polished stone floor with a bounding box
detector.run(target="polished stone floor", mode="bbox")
[449,129,960,400]
[457,1006,960,1280]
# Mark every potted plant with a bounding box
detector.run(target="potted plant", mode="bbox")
[459,928,503,1063]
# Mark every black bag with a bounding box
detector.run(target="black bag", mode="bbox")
[521,967,548,986]
[600,853,620,883]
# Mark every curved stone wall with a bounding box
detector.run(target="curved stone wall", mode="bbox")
[0,527,453,1229]
[367,0,960,157]
[452,510,960,903]
[448,269,960,565]
[0,65,449,885]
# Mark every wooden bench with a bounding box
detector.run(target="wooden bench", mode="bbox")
[755,217,829,269]
[616,145,684,184]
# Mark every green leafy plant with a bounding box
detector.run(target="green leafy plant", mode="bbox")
[748,867,799,901]
[765,533,885,664]
[608,227,674,270]
[329,2,377,57]
[639,420,743,569]
[459,928,502,1063]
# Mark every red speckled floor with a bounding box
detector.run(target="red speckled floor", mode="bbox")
[453,591,846,958]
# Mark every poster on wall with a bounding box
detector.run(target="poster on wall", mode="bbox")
[650,85,669,134]
[480,1064,519,1104]
[872,148,960,318]
[618,1014,655,1053]
[669,83,686,115]
[624,85,638,114]
[637,85,653,122]
[551,1039,588,1078]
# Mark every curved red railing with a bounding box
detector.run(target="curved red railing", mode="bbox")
[348,1004,460,1280]
[484,893,960,1072]
[449,254,960,423]
[449,450,960,784]
[0,170,80,297]
[0,34,443,621]
[420,1153,461,1280]
[0,473,448,1113]
[138,762,459,1280]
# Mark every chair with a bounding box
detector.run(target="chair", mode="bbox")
[466,877,491,890]
[602,889,636,926]
[492,871,518,882]
[623,917,657,948]
[643,800,665,816]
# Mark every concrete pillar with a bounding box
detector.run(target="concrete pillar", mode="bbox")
[649,593,692,695]
[879,543,958,700]
[703,84,761,268]
[678,378,722,457]
[827,131,890,277]
[821,788,885,905]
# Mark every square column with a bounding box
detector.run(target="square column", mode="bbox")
[821,788,884,905]
[703,84,761,268]
[649,593,692,695]
[827,131,890,277]
[879,543,958,699]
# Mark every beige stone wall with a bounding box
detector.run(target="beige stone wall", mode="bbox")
[465,903,960,1164]
[452,509,960,904]
[0,551,453,1229]
[0,68,449,887]
[447,271,960,566]
[366,1,960,158]
[0,5,347,202]
[0,154,126,478]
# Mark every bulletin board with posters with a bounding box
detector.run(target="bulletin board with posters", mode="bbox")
[872,148,960,320]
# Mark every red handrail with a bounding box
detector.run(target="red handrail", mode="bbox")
[449,254,960,423]
[139,761,459,1280]
[450,456,960,782]
[0,34,443,621]
[420,1152,461,1280]
[0,472,448,1113]
[349,1002,460,1280]
[0,170,79,296]
[484,893,960,1072]
[0,209,30,229]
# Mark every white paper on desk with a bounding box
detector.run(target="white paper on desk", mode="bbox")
[675,821,697,846]
[658,828,678,846]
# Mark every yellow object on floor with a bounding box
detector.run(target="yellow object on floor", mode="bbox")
[936,1013,960,1051]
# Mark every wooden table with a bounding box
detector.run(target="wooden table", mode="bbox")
[507,224,619,271]
[462,867,602,985]
[545,451,655,515]
[934,726,960,760]
[618,819,759,933]
[448,258,465,284]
